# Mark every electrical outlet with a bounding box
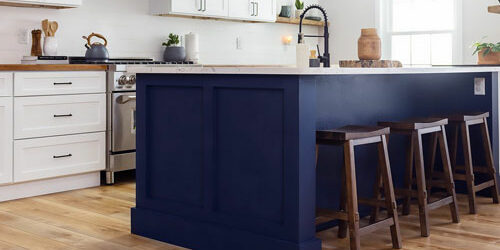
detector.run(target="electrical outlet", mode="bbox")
[474,78,486,96]
[17,28,29,45]
[236,36,243,50]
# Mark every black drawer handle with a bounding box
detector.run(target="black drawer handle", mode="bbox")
[53,82,73,85]
[53,154,72,159]
[53,114,73,118]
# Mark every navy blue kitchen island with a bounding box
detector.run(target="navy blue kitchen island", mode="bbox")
[131,66,500,250]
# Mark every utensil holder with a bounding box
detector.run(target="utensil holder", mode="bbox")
[43,37,58,56]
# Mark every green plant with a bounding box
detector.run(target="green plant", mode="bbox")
[472,41,500,56]
[295,0,304,10]
[162,33,180,47]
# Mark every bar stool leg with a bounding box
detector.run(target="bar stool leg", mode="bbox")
[461,122,477,214]
[338,165,348,239]
[449,125,459,175]
[413,132,430,237]
[402,134,415,216]
[438,126,460,223]
[344,140,361,250]
[369,164,383,224]
[378,135,403,249]
[315,144,319,167]
[480,118,500,204]
[426,133,438,202]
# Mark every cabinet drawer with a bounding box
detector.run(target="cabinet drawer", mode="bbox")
[14,71,105,96]
[0,72,13,97]
[14,132,105,182]
[14,94,106,139]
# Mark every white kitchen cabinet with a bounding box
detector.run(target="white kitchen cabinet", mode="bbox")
[14,71,105,97]
[151,0,228,17]
[0,73,13,97]
[14,132,105,182]
[0,0,81,8]
[0,98,13,185]
[14,94,106,139]
[229,0,276,22]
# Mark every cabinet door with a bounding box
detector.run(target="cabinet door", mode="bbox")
[0,98,13,185]
[171,0,204,15]
[228,0,252,19]
[204,0,228,17]
[253,0,276,22]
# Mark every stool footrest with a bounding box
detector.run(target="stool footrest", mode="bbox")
[427,196,453,210]
[453,173,467,181]
[316,208,348,221]
[474,180,495,192]
[359,198,387,208]
[454,165,493,174]
[359,218,395,236]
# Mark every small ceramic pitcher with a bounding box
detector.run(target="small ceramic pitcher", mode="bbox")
[43,36,58,56]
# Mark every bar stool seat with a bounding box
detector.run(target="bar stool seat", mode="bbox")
[379,118,447,130]
[317,125,390,141]
[376,118,460,237]
[447,112,489,122]
[316,125,402,250]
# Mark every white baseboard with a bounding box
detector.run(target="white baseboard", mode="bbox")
[0,172,100,202]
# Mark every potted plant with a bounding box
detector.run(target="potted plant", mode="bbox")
[472,41,500,65]
[295,0,304,18]
[162,33,186,62]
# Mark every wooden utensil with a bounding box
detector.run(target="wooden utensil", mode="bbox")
[49,21,58,37]
[41,19,49,37]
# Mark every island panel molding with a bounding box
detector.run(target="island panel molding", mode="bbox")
[133,73,320,250]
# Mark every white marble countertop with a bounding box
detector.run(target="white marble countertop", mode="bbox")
[127,65,500,75]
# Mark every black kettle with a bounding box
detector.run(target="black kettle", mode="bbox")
[83,33,109,62]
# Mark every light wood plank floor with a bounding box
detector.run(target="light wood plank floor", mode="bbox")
[0,181,499,249]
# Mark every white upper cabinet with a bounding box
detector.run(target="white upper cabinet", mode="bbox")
[0,0,81,8]
[151,0,229,17]
[0,98,13,185]
[252,0,276,22]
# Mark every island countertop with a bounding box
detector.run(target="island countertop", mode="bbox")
[127,65,500,75]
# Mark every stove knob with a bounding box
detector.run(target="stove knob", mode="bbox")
[118,75,129,86]
[128,75,136,85]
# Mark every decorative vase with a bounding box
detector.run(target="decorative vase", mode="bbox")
[43,36,58,56]
[163,46,186,62]
[295,9,303,19]
[478,49,500,65]
[279,5,292,17]
[358,28,381,60]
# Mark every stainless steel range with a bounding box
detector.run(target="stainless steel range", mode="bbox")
[69,57,201,184]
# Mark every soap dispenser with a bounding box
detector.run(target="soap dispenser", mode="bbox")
[296,39,309,69]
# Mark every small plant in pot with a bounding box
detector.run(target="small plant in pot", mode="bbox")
[163,33,186,62]
[472,41,500,65]
[295,0,304,18]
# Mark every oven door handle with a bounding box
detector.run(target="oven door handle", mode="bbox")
[116,95,136,104]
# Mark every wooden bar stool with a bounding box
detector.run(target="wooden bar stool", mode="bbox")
[377,118,460,237]
[316,125,402,250]
[446,112,500,214]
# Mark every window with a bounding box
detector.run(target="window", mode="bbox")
[380,0,461,65]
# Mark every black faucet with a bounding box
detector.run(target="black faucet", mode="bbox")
[298,5,330,68]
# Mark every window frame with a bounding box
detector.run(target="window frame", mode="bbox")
[376,0,463,65]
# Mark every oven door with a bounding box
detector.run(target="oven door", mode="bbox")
[111,92,136,152]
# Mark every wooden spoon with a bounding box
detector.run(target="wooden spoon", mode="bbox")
[49,21,58,37]
[41,19,49,37]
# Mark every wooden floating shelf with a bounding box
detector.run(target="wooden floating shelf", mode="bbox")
[155,14,326,27]
[276,17,329,27]
[489,5,500,14]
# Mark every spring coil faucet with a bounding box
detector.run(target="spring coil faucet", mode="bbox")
[298,5,330,68]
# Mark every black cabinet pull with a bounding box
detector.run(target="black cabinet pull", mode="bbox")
[53,114,73,118]
[53,154,72,159]
[53,82,72,85]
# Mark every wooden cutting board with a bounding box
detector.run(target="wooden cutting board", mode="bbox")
[339,60,403,68]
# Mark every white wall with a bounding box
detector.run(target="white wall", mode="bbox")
[0,0,319,64]
[462,0,500,64]
[320,0,500,65]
